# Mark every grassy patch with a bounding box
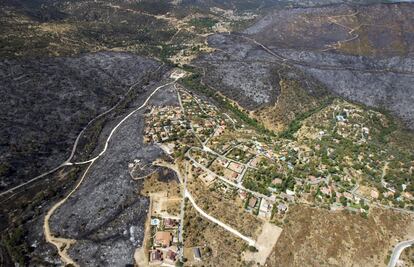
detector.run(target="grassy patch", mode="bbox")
[189,18,218,29]
[280,97,334,139]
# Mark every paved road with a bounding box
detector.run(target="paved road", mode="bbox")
[388,239,414,267]
[44,162,94,267]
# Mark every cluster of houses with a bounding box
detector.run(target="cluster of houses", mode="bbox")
[239,190,290,219]
[334,109,373,142]
[377,180,413,202]
[191,135,383,219]
[179,89,219,118]
[209,138,238,154]
[192,132,381,217]
[143,105,199,157]
[149,217,180,266]
[143,85,413,244]
[190,157,241,187]
[179,89,232,143]
[210,156,245,183]
[144,106,189,144]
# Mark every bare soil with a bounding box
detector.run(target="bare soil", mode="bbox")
[186,164,262,239]
[243,222,283,265]
[266,204,414,267]
[183,202,247,267]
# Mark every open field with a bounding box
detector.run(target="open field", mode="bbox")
[186,164,263,239]
[141,172,182,218]
[243,222,283,265]
[266,205,414,267]
[141,170,181,199]
[183,202,248,267]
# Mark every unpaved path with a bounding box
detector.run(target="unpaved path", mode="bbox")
[44,162,93,267]
[184,189,256,246]
[43,76,178,265]
[388,239,414,267]
[153,160,256,246]
[0,64,164,198]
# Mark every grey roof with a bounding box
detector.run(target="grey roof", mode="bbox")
[193,247,202,259]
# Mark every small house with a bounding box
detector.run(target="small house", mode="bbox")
[193,247,202,261]
[248,197,258,209]
[277,203,288,213]
[164,218,178,229]
[371,189,379,199]
[165,250,177,263]
[272,178,282,185]
[154,231,173,248]
[149,250,163,263]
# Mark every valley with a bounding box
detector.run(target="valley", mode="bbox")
[1,1,414,266]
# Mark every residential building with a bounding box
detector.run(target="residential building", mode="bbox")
[154,231,173,248]
[280,192,294,202]
[228,162,244,173]
[308,175,324,185]
[259,198,272,218]
[164,218,178,229]
[224,168,239,181]
[248,197,258,209]
[239,190,248,200]
[149,250,163,264]
[343,192,353,201]
[272,178,282,185]
[193,247,202,261]
[165,250,177,263]
[249,157,260,167]
[371,189,379,199]
[404,192,414,200]
[286,189,295,196]
[320,186,331,196]
[277,203,288,214]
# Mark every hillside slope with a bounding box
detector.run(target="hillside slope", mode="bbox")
[195,3,414,130]
[0,52,163,190]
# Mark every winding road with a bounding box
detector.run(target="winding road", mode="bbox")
[223,33,414,75]
[153,160,256,247]
[43,73,181,266]
[184,189,255,246]
[0,64,164,199]
[388,239,414,267]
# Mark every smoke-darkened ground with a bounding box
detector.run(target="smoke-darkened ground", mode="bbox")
[38,82,178,266]
[195,3,414,129]
[0,52,162,191]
